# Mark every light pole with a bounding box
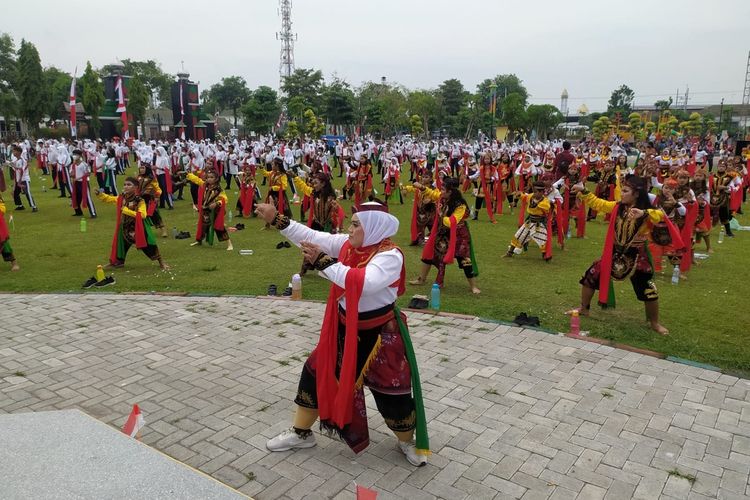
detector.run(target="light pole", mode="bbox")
[489,82,497,141]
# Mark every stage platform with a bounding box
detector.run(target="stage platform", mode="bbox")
[0,409,248,500]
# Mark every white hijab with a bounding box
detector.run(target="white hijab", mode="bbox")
[356,202,399,247]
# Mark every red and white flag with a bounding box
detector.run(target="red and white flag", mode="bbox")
[121,404,145,438]
[115,75,130,140]
[179,83,186,140]
[69,72,77,138]
[355,484,377,500]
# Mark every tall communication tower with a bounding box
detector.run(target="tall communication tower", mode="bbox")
[742,50,750,136]
[276,0,296,92]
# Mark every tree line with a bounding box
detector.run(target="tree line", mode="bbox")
[0,32,731,141]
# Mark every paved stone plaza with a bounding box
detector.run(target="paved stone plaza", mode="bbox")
[1,293,749,499]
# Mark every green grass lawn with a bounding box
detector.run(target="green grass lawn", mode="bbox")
[2,158,749,375]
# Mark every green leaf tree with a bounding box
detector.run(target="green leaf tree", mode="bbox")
[200,89,218,115]
[607,84,635,115]
[241,86,281,134]
[500,93,527,138]
[686,112,703,137]
[627,112,643,140]
[410,114,424,137]
[303,108,325,137]
[437,78,466,121]
[41,67,75,122]
[101,59,173,106]
[322,78,355,135]
[81,61,104,138]
[127,74,149,138]
[209,76,251,127]
[526,104,563,139]
[408,89,439,137]
[16,39,45,130]
[654,97,672,112]
[0,33,18,123]
[477,74,529,109]
[701,113,717,134]
[281,68,324,114]
[285,120,300,140]
[592,116,611,139]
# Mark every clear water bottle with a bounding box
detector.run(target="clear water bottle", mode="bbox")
[42,184,47,192]
[239,249,253,256]
[671,265,680,285]
[430,283,441,311]
[228,209,233,223]
[80,218,87,233]
[718,227,725,244]
[566,227,572,239]
[291,273,302,300]
[172,226,178,239]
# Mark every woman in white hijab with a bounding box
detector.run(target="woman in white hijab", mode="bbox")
[154,146,174,210]
[255,201,430,467]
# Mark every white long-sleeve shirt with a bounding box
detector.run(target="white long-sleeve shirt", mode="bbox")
[12,156,29,183]
[280,220,401,312]
[154,154,170,175]
[73,160,90,181]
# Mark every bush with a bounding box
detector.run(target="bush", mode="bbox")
[37,127,71,140]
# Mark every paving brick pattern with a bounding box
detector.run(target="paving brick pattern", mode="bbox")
[1,293,749,499]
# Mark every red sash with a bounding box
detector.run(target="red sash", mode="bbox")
[517,195,527,227]
[195,186,226,241]
[680,202,698,272]
[0,212,9,242]
[109,195,124,264]
[421,202,459,265]
[240,184,254,217]
[597,203,620,306]
[316,241,405,430]
[494,175,504,215]
[555,199,565,247]
[576,198,587,238]
[479,169,496,222]
[410,189,420,242]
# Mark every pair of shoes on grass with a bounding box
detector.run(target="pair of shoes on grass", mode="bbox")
[267,283,293,296]
[276,241,291,249]
[82,275,116,289]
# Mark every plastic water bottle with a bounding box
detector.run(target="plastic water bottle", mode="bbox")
[172,226,178,238]
[228,210,233,223]
[96,265,105,282]
[718,227,725,244]
[42,184,47,193]
[80,218,87,233]
[430,283,441,311]
[569,310,580,335]
[566,227,572,239]
[671,265,680,285]
[239,249,254,256]
[291,273,302,300]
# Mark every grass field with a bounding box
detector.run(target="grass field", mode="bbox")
[2,158,749,375]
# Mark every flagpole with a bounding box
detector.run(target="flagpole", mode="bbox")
[70,67,78,138]
[489,82,497,141]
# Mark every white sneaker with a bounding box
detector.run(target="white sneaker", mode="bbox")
[266,428,317,452]
[398,441,427,467]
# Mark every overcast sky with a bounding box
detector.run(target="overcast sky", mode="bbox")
[5,0,750,111]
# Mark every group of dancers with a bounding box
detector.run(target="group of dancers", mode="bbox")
[2,135,748,332]
[1,133,747,468]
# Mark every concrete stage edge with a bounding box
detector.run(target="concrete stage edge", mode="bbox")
[0,409,249,500]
